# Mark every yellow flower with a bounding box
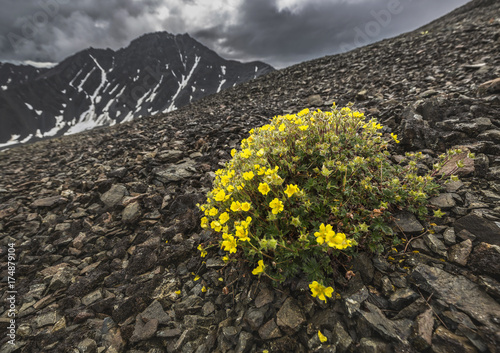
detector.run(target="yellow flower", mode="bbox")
[309,281,334,302]
[314,223,334,245]
[243,171,255,180]
[227,185,235,193]
[390,133,400,143]
[256,149,265,157]
[200,217,209,229]
[197,244,207,258]
[175,290,181,295]
[324,231,351,250]
[231,149,237,157]
[235,225,250,242]
[299,125,309,131]
[219,212,230,224]
[318,330,328,343]
[284,184,299,198]
[201,286,207,293]
[241,202,251,212]
[194,275,200,281]
[210,221,222,232]
[230,201,242,212]
[221,235,237,253]
[279,123,286,132]
[209,207,218,216]
[258,182,271,195]
[241,149,252,158]
[252,260,265,275]
[269,198,284,214]
[298,108,309,116]
[214,190,226,202]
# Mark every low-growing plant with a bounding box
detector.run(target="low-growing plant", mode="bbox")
[198,103,468,301]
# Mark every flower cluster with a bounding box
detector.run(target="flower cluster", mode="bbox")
[199,104,462,301]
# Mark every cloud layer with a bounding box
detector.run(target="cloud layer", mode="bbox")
[0,0,470,68]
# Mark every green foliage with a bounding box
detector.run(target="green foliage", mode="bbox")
[198,104,460,290]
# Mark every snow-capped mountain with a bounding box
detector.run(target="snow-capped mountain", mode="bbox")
[0,32,274,148]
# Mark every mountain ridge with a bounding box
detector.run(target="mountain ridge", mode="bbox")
[0,31,274,149]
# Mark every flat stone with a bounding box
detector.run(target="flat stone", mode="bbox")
[77,338,97,353]
[33,311,60,328]
[254,288,274,308]
[130,317,158,343]
[429,193,456,209]
[276,298,306,334]
[358,302,412,344]
[140,300,170,325]
[393,212,424,235]
[235,331,254,353]
[101,184,128,208]
[443,228,457,245]
[388,288,419,311]
[344,286,369,317]
[31,196,67,207]
[432,326,478,353]
[258,319,281,340]
[412,309,434,351]
[244,307,266,331]
[447,239,473,266]
[438,152,475,177]
[154,159,196,183]
[333,321,352,352]
[445,180,464,193]
[469,242,500,280]
[121,201,141,223]
[81,289,103,306]
[454,214,500,246]
[411,263,500,329]
[358,338,390,353]
[424,233,447,257]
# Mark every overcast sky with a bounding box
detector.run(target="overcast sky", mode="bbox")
[0,0,471,69]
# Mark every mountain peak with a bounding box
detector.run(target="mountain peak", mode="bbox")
[0,32,274,148]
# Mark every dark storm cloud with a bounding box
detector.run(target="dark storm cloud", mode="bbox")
[193,0,471,68]
[0,0,162,63]
[0,0,471,68]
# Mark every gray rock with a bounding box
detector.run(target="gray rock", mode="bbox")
[141,300,171,325]
[447,239,473,266]
[358,302,412,344]
[306,94,323,106]
[469,242,500,280]
[244,307,266,331]
[222,326,240,345]
[235,331,254,353]
[254,287,274,308]
[130,317,158,343]
[344,286,369,317]
[388,288,419,311]
[77,338,97,353]
[429,193,456,209]
[31,196,67,208]
[276,298,306,334]
[424,233,447,257]
[358,338,390,353]
[411,263,500,329]
[333,321,352,352]
[412,309,434,351]
[154,159,196,183]
[454,214,500,246]
[443,227,457,245]
[121,201,141,223]
[258,319,282,340]
[393,212,424,235]
[81,289,103,306]
[432,326,478,353]
[101,184,128,208]
[33,310,60,328]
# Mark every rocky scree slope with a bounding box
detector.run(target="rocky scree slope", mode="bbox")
[0,32,273,149]
[1,0,500,352]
